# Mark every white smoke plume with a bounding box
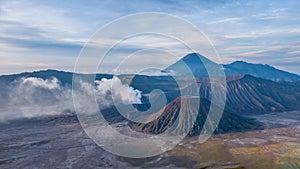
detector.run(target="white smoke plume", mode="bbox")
[0,76,142,122]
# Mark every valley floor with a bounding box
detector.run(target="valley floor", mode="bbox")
[0,112,299,169]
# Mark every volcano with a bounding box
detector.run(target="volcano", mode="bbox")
[130,97,264,136]
[164,53,300,82]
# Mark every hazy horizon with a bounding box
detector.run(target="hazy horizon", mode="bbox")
[1,53,299,76]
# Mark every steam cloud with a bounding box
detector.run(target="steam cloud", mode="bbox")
[0,76,142,122]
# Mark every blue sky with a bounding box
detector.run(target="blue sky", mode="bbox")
[0,0,300,74]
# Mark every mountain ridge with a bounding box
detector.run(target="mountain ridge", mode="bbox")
[1,53,299,117]
[129,96,264,136]
[1,53,299,82]
[164,53,300,82]
[224,60,300,82]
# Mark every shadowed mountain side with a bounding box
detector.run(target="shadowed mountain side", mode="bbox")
[129,97,264,137]
[0,69,113,87]
[164,53,300,82]
[164,53,225,77]
[224,61,300,82]
[129,75,186,103]
[1,69,299,117]
[196,75,300,115]
[226,75,300,114]
[130,75,300,115]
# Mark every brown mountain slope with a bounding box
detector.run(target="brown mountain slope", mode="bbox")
[198,75,300,115]
[129,97,263,136]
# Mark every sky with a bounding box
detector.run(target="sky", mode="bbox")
[0,0,300,75]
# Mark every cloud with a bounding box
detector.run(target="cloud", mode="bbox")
[137,68,177,76]
[252,8,287,20]
[0,0,86,39]
[21,77,62,90]
[208,17,243,25]
[0,0,300,74]
[83,76,142,105]
[0,76,142,122]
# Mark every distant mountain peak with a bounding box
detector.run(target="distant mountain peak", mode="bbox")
[231,60,273,68]
[164,53,300,81]
[225,60,300,82]
[181,53,204,60]
[181,53,216,64]
[231,60,247,64]
[164,53,219,77]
